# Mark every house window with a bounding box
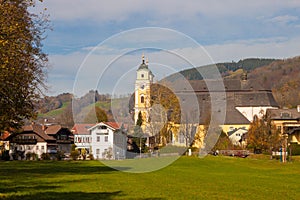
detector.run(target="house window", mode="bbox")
[36,146,39,150]
[105,136,108,142]
[96,149,100,154]
[141,96,145,103]
[97,136,100,142]
[27,146,31,150]
[41,146,44,151]
[99,126,107,130]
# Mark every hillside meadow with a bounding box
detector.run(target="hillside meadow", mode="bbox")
[0,155,300,200]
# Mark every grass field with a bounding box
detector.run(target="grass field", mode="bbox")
[1,155,300,200]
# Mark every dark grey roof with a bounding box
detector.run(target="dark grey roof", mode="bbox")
[138,62,148,70]
[169,78,278,125]
[267,108,300,120]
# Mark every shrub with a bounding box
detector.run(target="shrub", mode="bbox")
[26,152,31,160]
[41,153,51,160]
[1,150,10,161]
[56,151,65,161]
[70,150,79,160]
[288,143,300,155]
[31,152,37,160]
[88,154,94,160]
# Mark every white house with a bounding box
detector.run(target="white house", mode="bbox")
[88,122,127,160]
[72,124,94,155]
[227,127,248,146]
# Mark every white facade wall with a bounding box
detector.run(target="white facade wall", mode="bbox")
[11,142,47,159]
[90,126,114,159]
[89,123,127,160]
[74,134,92,152]
[236,106,278,122]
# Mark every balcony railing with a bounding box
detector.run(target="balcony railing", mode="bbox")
[97,129,109,134]
[56,139,72,144]
[11,138,37,144]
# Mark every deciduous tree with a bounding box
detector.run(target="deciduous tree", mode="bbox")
[0,0,49,131]
[247,114,281,153]
[84,106,108,123]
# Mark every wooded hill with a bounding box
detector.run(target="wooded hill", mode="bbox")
[164,58,277,82]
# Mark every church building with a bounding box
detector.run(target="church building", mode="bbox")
[132,55,279,148]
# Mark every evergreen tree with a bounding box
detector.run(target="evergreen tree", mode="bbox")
[136,111,143,126]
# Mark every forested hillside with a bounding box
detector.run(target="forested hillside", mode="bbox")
[249,56,300,108]
[165,58,277,81]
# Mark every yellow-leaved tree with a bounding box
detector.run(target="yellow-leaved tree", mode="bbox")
[0,0,49,131]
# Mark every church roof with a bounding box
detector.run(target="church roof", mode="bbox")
[138,62,149,70]
[168,77,278,125]
[137,55,154,77]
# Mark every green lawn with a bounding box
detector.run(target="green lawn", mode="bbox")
[1,156,300,200]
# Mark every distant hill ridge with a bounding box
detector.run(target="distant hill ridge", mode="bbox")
[164,58,277,82]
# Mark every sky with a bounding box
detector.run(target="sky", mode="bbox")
[32,0,300,97]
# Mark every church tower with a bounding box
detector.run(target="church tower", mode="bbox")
[134,54,154,126]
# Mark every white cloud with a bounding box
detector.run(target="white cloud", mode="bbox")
[266,15,299,25]
[34,0,300,23]
[46,35,300,96]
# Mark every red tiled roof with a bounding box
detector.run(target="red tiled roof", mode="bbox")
[71,124,94,135]
[7,124,56,142]
[103,122,121,130]
[45,125,62,135]
[1,131,10,140]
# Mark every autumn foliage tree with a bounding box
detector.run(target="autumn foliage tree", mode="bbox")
[0,0,49,131]
[84,106,108,123]
[247,114,281,153]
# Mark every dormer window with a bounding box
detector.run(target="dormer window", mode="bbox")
[281,112,291,119]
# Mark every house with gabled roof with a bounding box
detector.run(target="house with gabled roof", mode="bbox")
[88,122,127,160]
[44,124,73,154]
[227,127,248,146]
[71,122,127,160]
[6,124,57,160]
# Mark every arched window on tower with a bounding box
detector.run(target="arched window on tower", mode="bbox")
[141,96,145,104]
